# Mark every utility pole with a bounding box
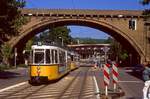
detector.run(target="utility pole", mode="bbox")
[101,46,110,63]
[59,37,64,46]
[14,48,17,68]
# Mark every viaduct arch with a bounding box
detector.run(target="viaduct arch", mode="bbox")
[7,9,150,63]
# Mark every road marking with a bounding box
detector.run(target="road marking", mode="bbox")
[118,80,143,83]
[93,76,100,99]
[0,81,28,93]
[124,70,133,72]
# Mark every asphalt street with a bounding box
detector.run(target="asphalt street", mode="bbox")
[0,66,145,99]
[0,67,29,89]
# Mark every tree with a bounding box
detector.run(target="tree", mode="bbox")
[109,38,129,62]
[0,0,26,43]
[25,39,33,50]
[140,0,150,17]
[140,0,150,5]
[110,38,121,61]
[49,26,72,45]
[119,50,128,61]
[1,43,13,66]
[34,26,72,46]
[105,37,113,44]
[0,0,26,66]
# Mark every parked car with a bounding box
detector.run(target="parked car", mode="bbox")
[132,64,144,74]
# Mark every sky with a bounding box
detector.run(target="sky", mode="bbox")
[25,0,149,39]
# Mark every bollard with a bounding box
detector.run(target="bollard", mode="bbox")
[104,63,110,96]
[112,63,119,91]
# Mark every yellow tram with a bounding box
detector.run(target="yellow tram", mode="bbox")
[68,52,79,71]
[29,44,72,83]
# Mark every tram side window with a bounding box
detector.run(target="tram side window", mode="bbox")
[51,50,58,64]
[71,55,74,61]
[46,49,50,64]
[59,51,62,63]
[34,52,44,64]
[59,51,66,63]
[51,50,54,64]
[55,50,58,63]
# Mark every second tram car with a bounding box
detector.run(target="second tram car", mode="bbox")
[68,52,79,71]
[29,45,71,83]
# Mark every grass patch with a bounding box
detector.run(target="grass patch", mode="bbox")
[0,64,10,71]
[18,64,28,68]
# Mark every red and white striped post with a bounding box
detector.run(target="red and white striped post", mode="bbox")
[112,63,119,91]
[103,63,110,96]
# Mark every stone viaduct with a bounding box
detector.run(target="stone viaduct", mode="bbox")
[6,8,150,63]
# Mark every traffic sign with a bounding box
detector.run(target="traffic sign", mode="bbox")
[101,46,110,53]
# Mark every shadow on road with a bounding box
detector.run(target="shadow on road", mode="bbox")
[0,71,20,79]
[126,71,144,81]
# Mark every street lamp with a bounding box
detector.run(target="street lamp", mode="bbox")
[59,37,64,46]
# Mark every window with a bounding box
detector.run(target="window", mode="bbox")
[71,55,74,61]
[46,49,50,64]
[51,49,58,64]
[34,52,44,64]
[129,19,137,30]
[59,51,66,63]
[55,50,58,63]
[51,50,55,64]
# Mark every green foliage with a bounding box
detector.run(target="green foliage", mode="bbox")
[140,0,150,5]
[143,9,150,18]
[49,26,72,45]
[0,0,26,36]
[18,64,28,68]
[34,26,72,46]
[0,64,9,71]
[105,37,113,43]
[25,39,33,50]
[1,43,13,65]
[110,38,129,62]
[119,50,128,61]
[0,0,26,66]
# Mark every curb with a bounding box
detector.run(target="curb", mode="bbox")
[99,86,125,99]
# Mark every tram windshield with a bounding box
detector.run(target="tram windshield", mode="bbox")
[34,52,44,64]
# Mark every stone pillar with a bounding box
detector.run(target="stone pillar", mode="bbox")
[145,17,150,62]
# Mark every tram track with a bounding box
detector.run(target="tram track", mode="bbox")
[58,67,96,99]
[57,69,82,99]
[22,84,49,99]
[0,82,31,99]
[77,68,89,99]
[0,67,98,99]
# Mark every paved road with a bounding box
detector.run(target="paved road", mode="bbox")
[0,67,29,89]
[0,67,99,99]
[90,66,144,98]
[118,68,144,99]
[0,66,145,99]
